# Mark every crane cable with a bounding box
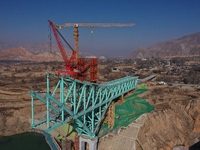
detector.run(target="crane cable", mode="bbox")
[48,24,62,62]
[56,28,74,51]
[90,29,94,42]
[48,24,52,53]
[47,23,52,67]
[48,24,70,60]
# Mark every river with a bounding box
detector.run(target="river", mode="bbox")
[190,141,200,150]
[0,132,51,150]
[1,131,199,150]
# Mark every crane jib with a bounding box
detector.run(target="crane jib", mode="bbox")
[48,20,76,68]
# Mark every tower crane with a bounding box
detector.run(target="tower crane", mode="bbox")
[56,22,136,64]
[48,20,135,82]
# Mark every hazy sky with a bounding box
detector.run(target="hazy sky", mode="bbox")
[0,0,200,57]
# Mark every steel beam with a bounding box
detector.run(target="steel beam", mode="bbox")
[30,72,138,138]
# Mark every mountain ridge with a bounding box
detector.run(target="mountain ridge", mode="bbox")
[1,32,200,61]
[130,32,200,58]
[0,43,95,62]
[0,46,63,62]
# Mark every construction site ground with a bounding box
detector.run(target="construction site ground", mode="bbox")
[1,61,200,149]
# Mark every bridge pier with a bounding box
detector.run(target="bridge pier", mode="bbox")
[79,136,98,150]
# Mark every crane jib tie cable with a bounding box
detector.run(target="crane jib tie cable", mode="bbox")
[56,28,74,51]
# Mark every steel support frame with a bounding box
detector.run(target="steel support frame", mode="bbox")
[30,72,138,138]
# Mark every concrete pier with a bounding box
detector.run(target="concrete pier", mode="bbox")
[79,136,98,150]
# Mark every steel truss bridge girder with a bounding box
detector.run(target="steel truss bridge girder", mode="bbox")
[30,72,138,138]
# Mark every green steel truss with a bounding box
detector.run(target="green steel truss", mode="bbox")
[30,72,138,138]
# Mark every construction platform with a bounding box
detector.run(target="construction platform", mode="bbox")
[30,86,153,149]
[30,72,154,150]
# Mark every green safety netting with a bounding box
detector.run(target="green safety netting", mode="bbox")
[56,85,154,139]
[98,87,154,138]
[56,124,77,140]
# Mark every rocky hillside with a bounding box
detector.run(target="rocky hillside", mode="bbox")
[0,42,16,51]
[137,86,200,149]
[131,32,200,58]
[22,43,59,54]
[0,47,64,62]
[0,42,58,53]
[0,43,94,61]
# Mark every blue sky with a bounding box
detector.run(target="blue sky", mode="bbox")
[0,0,200,57]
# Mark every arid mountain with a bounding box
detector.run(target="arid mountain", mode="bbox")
[0,47,63,62]
[0,42,59,53]
[0,41,74,61]
[131,32,200,58]
[22,43,59,54]
[0,42,95,61]
[0,42,16,51]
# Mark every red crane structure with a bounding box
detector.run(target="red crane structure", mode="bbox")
[48,20,98,82]
[48,20,135,82]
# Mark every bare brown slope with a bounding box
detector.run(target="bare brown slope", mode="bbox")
[131,32,200,58]
[137,87,200,149]
[0,47,62,62]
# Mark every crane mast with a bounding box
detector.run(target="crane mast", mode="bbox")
[73,26,79,64]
